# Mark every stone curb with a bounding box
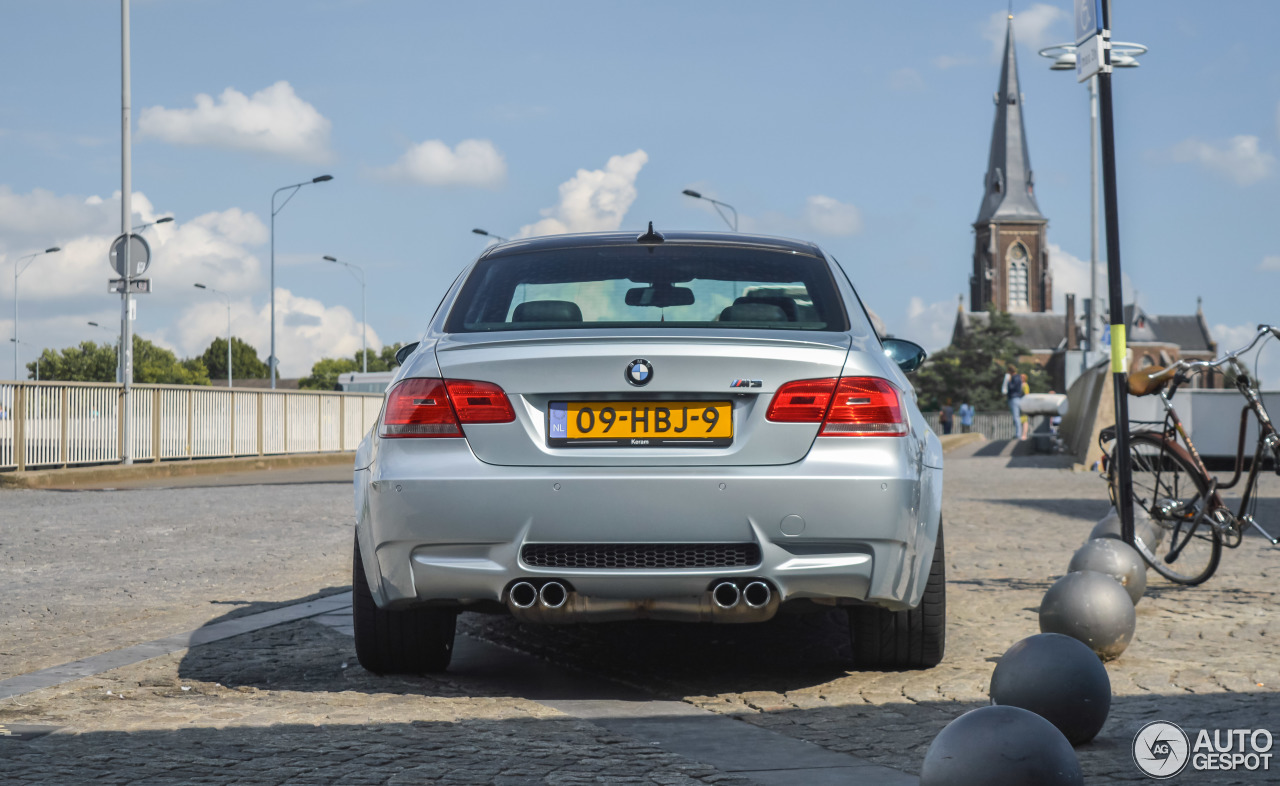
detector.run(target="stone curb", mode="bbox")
[939,432,985,452]
[0,451,355,489]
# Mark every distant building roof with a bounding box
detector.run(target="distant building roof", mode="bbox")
[1122,304,1215,353]
[953,310,1066,353]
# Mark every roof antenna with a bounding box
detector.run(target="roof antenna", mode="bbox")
[636,221,665,244]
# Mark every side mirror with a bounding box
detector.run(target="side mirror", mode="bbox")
[882,338,927,374]
[394,342,420,367]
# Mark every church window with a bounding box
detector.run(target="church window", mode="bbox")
[1007,242,1029,310]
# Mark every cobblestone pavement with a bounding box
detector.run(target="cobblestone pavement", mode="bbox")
[2,447,1278,783]
[0,483,353,680]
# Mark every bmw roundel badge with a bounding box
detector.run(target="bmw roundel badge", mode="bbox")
[626,359,653,387]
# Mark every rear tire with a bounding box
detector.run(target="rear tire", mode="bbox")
[849,521,946,669]
[353,534,457,674]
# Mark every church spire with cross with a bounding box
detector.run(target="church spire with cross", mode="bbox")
[971,12,1050,314]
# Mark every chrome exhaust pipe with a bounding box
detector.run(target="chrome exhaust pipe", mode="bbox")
[711,581,741,609]
[539,581,568,609]
[742,581,771,608]
[509,581,538,609]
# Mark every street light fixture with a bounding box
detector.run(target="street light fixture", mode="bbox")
[322,256,368,373]
[1037,41,1147,368]
[680,189,738,231]
[270,174,334,388]
[194,283,233,387]
[472,228,509,243]
[11,246,60,381]
[132,216,174,233]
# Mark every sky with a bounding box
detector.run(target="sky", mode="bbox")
[2,0,1279,383]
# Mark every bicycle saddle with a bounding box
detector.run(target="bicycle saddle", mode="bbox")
[1127,365,1176,397]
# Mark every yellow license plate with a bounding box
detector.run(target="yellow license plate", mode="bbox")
[548,401,732,447]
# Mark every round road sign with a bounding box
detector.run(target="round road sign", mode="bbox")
[109,233,152,278]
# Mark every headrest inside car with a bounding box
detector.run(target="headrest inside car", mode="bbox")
[719,302,788,322]
[735,295,797,321]
[512,300,583,322]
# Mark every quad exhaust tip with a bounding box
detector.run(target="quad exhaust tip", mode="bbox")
[743,581,771,608]
[711,581,741,609]
[509,581,538,609]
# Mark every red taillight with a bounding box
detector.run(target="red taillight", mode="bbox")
[379,378,515,439]
[820,377,907,436]
[766,378,838,422]
[380,378,462,438]
[766,376,907,437]
[443,379,516,423]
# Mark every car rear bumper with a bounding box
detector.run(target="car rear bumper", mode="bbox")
[355,437,942,618]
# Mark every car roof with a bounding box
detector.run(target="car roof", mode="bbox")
[478,230,826,260]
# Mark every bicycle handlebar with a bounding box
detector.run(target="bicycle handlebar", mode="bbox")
[1169,324,1277,377]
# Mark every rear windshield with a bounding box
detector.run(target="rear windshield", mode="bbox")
[445,245,851,333]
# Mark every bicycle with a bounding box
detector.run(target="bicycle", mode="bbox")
[1100,325,1280,585]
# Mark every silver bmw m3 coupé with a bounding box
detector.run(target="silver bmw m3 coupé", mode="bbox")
[353,226,944,673]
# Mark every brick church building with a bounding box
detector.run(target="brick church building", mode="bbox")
[951,14,1215,390]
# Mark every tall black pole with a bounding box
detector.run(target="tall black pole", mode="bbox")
[1097,0,1135,545]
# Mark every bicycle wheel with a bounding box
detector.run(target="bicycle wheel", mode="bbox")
[1110,432,1223,585]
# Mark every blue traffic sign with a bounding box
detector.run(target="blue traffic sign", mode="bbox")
[1075,0,1104,45]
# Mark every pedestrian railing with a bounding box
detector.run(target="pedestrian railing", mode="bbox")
[924,410,1019,441]
[0,380,383,472]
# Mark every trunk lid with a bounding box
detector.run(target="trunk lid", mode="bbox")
[433,331,851,466]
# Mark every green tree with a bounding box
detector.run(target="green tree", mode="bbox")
[913,307,1047,411]
[200,337,269,381]
[30,341,118,382]
[132,336,211,385]
[298,343,406,390]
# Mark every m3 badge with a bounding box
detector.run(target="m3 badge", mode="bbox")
[730,379,762,388]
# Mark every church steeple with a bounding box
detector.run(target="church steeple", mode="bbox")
[970,13,1051,314]
[975,15,1044,224]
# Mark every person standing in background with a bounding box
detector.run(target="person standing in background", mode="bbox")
[958,400,974,434]
[939,399,954,435]
[1001,363,1025,441]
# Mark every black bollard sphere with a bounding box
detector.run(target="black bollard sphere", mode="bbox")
[1089,506,1161,552]
[920,705,1083,786]
[1039,570,1136,661]
[1069,538,1147,605]
[990,633,1112,744]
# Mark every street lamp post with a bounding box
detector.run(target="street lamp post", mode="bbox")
[132,216,174,233]
[194,284,233,387]
[471,228,508,243]
[88,321,121,383]
[1038,41,1147,368]
[681,189,738,231]
[11,246,61,380]
[322,256,367,373]
[270,175,333,388]
[8,339,39,381]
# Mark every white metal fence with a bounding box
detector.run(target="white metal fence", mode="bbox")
[0,381,383,471]
[924,410,1020,441]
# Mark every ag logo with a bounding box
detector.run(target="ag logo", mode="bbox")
[1133,721,1190,778]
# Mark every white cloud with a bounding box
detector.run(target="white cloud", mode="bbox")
[1210,322,1280,389]
[518,150,648,237]
[1259,255,1280,271]
[887,67,925,91]
[903,296,960,352]
[984,4,1067,56]
[166,288,379,378]
[1171,135,1275,186]
[803,195,863,237]
[138,81,332,163]
[0,186,369,380]
[1047,243,1133,316]
[933,54,974,70]
[374,139,506,187]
